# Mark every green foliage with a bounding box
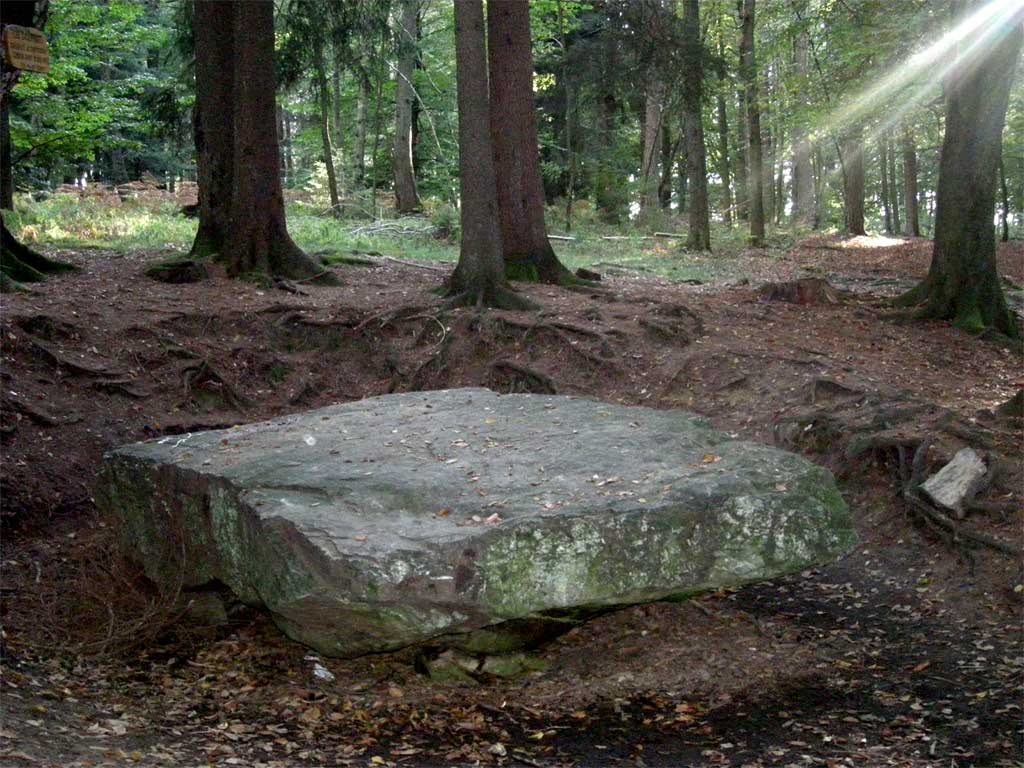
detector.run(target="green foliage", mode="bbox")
[10,0,192,188]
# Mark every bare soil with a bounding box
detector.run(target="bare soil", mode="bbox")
[1,235,1022,767]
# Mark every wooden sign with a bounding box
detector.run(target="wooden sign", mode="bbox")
[2,25,50,74]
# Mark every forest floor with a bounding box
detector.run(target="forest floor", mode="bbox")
[1,228,1022,767]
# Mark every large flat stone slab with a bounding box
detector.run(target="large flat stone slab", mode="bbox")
[99,388,855,657]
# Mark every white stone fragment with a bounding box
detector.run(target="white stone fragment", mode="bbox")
[920,447,987,518]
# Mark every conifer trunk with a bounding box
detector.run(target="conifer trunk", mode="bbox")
[448,0,529,308]
[901,127,920,237]
[683,0,710,250]
[393,0,420,212]
[191,0,235,258]
[739,0,764,245]
[486,0,572,284]
[224,0,324,280]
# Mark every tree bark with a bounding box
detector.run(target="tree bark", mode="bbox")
[448,0,529,308]
[715,40,733,226]
[658,125,673,210]
[897,5,1022,336]
[487,0,572,284]
[999,155,1009,243]
[901,126,920,237]
[314,35,341,215]
[842,132,866,235]
[191,0,235,259]
[595,49,623,224]
[792,30,813,226]
[353,63,370,186]
[888,132,901,233]
[739,0,764,245]
[734,89,749,221]
[1,96,13,210]
[393,0,420,212]
[879,138,893,233]
[639,75,663,219]
[682,0,710,250]
[224,0,324,280]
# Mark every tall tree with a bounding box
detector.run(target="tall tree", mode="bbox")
[901,126,920,236]
[842,132,866,235]
[897,4,1022,336]
[392,0,420,212]
[887,132,902,234]
[714,39,733,226]
[739,0,764,245]
[313,33,341,215]
[191,0,235,258]
[791,27,814,226]
[682,0,710,250]
[879,138,893,233]
[487,0,572,284]
[447,0,529,309]
[221,0,325,279]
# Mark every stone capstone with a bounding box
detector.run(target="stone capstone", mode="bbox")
[98,388,855,657]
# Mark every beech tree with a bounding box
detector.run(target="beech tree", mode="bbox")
[191,0,325,280]
[487,0,573,284]
[447,0,530,309]
[898,5,1023,337]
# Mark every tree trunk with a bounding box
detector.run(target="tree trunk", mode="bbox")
[999,155,1009,243]
[734,90,749,221]
[487,0,571,284]
[715,41,733,226]
[792,30,813,226]
[314,36,341,215]
[676,153,688,213]
[888,132,902,233]
[393,0,420,212]
[897,5,1021,337]
[879,138,893,233]
[1,96,13,210]
[191,0,235,259]
[595,50,622,224]
[639,75,663,218]
[448,0,529,309]
[739,0,764,245]
[842,133,866,235]
[224,0,324,280]
[353,63,370,186]
[658,125,673,210]
[901,126,920,237]
[283,109,294,184]
[682,0,710,250]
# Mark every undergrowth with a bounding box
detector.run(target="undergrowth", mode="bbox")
[5,193,818,285]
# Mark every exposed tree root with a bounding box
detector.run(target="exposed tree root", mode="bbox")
[181,360,248,410]
[145,260,209,284]
[488,360,557,394]
[890,438,1021,558]
[1,218,78,291]
[442,286,538,312]
[489,314,619,370]
[28,340,117,377]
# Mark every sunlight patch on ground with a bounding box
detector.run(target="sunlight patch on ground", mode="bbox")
[839,235,909,249]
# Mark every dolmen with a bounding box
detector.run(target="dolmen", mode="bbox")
[99,388,855,657]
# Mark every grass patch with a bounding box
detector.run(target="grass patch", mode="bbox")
[7,194,807,286]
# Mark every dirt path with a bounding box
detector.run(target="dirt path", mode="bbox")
[2,236,1022,767]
